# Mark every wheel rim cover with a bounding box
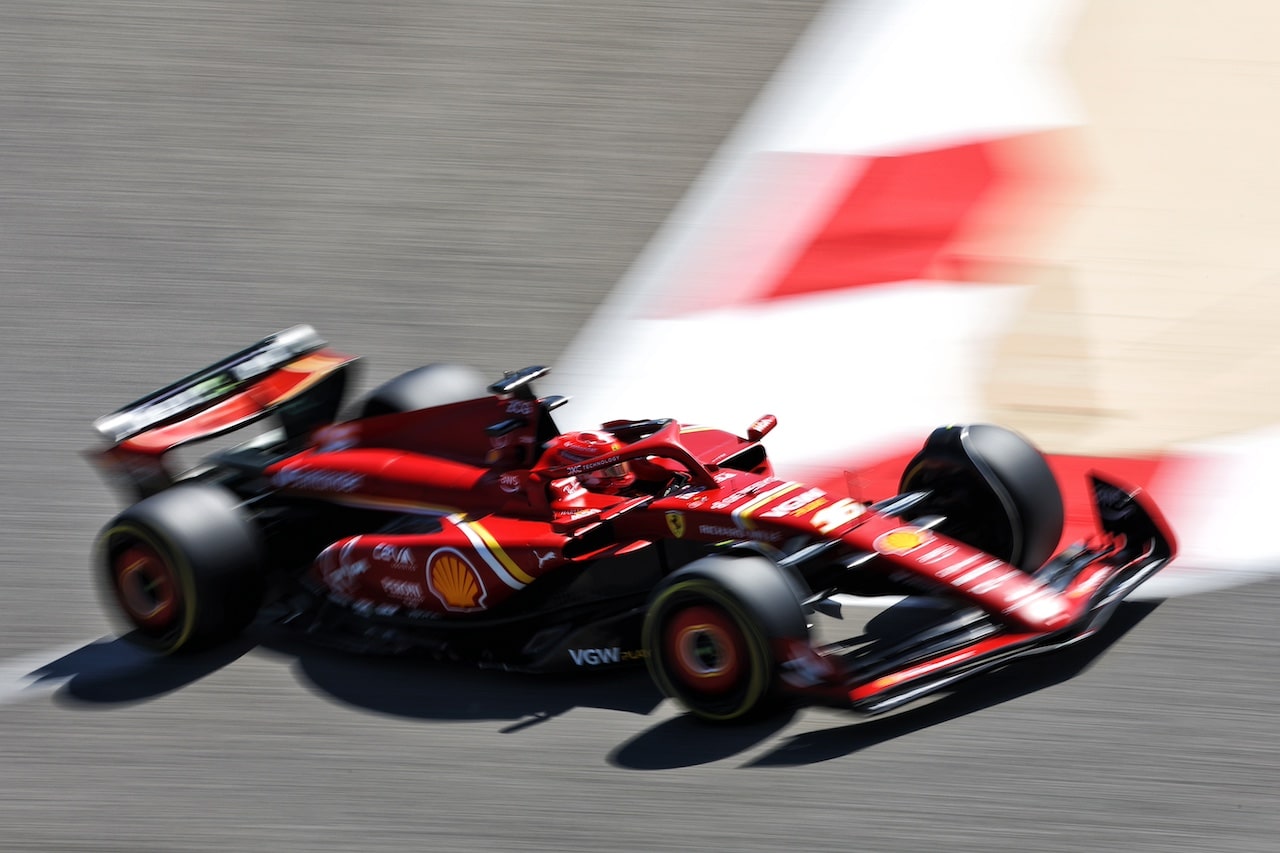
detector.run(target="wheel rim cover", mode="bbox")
[664,604,745,694]
[113,543,181,631]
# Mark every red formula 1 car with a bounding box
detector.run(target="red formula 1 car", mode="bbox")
[89,327,1176,721]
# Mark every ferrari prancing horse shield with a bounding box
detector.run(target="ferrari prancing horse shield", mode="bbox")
[665,511,686,538]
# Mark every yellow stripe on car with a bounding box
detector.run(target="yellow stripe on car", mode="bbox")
[455,519,535,587]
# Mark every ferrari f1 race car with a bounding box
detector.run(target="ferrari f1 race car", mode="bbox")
[89,326,1176,721]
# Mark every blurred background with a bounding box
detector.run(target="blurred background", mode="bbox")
[984,0,1280,454]
[1,2,1276,851]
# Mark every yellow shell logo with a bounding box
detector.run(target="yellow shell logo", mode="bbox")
[427,549,487,612]
[874,527,933,555]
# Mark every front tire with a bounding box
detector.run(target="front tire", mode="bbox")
[642,555,808,722]
[96,484,264,653]
[899,424,1064,572]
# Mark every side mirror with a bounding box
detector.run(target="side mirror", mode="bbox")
[747,414,777,441]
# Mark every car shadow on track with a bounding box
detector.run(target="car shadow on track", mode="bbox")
[27,627,664,726]
[266,632,664,728]
[30,602,1158,761]
[26,635,257,704]
[609,600,1162,770]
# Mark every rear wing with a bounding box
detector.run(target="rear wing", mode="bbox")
[90,326,358,497]
[94,326,330,443]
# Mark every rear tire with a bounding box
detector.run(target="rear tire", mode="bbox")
[642,555,808,722]
[96,484,264,653]
[899,424,1063,572]
[359,363,487,418]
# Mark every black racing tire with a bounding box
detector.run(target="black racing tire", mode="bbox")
[95,484,265,654]
[359,363,487,418]
[642,554,809,723]
[899,424,1064,572]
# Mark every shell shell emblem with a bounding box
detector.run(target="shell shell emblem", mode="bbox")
[873,526,934,556]
[427,548,487,612]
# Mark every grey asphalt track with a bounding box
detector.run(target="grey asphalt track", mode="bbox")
[1,3,1276,852]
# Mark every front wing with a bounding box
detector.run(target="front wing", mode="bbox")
[779,475,1176,714]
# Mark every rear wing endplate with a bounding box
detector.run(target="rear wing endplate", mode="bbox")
[93,325,328,444]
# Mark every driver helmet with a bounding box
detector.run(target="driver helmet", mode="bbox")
[542,430,635,494]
